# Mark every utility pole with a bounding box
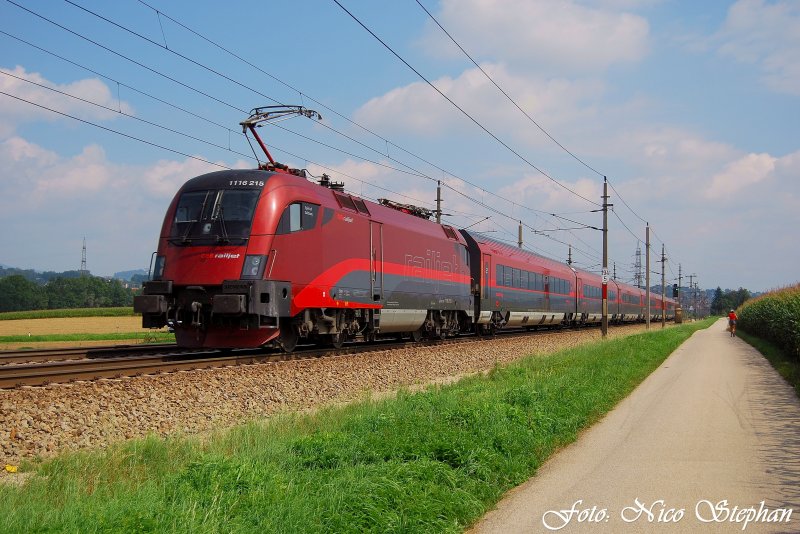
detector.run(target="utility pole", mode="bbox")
[661,244,666,329]
[601,177,611,338]
[646,224,651,330]
[688,274,696,319]
[518,221,523,249]
[435,181,442,224]
[678,263,683,318]
[634,243,642,289]
[694,281,699,319]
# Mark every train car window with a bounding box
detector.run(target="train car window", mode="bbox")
[496,265,504,286]
[442,226,459,240]
[277,202,319,234]
[512,268,521,289]
[609,291,616,301]
[504,267,513,287]
[521,271,528,290]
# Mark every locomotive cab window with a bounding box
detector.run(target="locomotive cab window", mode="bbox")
[170,188,260,244]
[277,202,319,234]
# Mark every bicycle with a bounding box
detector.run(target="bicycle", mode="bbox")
[729,319,736,337]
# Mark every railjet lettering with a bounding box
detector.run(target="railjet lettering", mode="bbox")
[403,249,458,289]
[200,253,241,260]
[542,499,793,531]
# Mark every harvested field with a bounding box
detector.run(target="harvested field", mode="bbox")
[0,317,147,336]
[0,317,166,350]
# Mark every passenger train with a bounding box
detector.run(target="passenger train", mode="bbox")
[134,107,675,351]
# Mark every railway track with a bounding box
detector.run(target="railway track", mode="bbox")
[0,321,657,389]
[0,329,537,389]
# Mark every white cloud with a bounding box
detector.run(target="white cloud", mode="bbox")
[704,152,776,199]
[355,64,604,143]
[717,0,800,95]
[418,0,650,73]
[142,158,227,198]
[0,65,134,136]
[0,133,240,274]
[498,173,602,213]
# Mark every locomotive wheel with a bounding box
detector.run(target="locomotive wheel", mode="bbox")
[411,329,422,342]
[330,332,345,349]
[279,322,298,353]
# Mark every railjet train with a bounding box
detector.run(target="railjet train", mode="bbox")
[134,107,675,351]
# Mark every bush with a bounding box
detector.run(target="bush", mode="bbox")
[738,284,800,361]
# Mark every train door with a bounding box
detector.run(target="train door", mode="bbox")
[370,221,383,301]
[482,254,491,301]
[544,275,550,310]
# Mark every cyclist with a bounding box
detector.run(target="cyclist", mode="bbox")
[728,309,738,337]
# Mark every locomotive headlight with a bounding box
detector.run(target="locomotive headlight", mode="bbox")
[241,254,267,280]
[153,255,166,280]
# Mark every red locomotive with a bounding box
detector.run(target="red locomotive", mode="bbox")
[134,106,675,350]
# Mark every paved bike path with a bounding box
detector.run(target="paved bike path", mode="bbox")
[470,319,800,533]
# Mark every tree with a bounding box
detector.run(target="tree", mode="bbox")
[0,275,47,312]
[711,287,726,315]
[711,286,752,315]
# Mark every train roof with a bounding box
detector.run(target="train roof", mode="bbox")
[177,169,276,191]
[461,230,577,275]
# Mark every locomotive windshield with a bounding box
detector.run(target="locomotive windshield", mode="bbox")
[169,188,260,245]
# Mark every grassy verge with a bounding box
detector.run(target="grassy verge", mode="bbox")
[0,320,712,533]
[0,332,174,344]
[739,330,800,398]
[0,307,135,320]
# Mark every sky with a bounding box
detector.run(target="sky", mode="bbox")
[0,0,798,292]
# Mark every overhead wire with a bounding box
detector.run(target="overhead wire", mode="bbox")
[12,0,586,243]
[9,0,672,273]
[0,69,258,161]
[413,0,605,179]
[0,91,231,169]
[331,0,600,207]
[129,0,606,251]
[411,0,683,271]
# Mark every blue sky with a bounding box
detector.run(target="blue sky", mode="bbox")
[1,0,798,292]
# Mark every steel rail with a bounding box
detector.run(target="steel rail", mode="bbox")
[0,343,179,364]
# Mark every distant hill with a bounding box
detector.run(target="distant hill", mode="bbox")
[0,266,83,284]
[113,269,149,281]
[0,265,152,284]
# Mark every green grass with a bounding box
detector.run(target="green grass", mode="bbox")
[0,307,135,320]
[0,332,174,344]
[0,320,713,533]
[739,330,800,398]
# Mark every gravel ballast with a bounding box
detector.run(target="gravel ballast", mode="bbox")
[1,324,663,467]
